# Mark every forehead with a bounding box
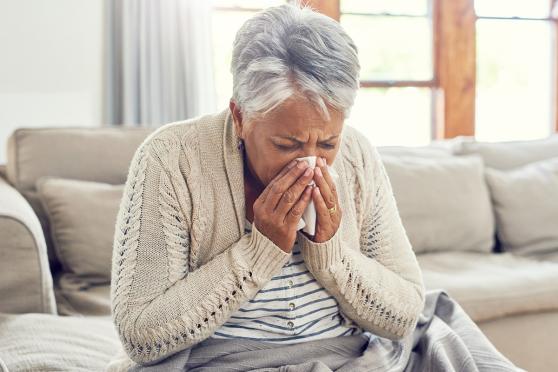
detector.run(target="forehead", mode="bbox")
[255,97,343,135]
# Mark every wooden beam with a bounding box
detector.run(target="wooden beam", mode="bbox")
[433,0,476,139]
[303,0,340,21]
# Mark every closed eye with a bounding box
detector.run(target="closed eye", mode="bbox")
[276,144,294,150]
[275,143,335,151]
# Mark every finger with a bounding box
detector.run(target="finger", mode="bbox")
[313,161,336,209]
[259,159,298,204]
[285,184,313,226]
[266,160,310,211]
[276,166,314,217]
[319,157,338,199]
[313,186,332,222]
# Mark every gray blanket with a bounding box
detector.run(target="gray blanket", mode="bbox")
[130,289,525,372]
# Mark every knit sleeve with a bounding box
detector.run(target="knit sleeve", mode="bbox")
[110,138,291,366]
[299,135,425,340]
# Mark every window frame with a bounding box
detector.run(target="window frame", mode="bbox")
[212,0,558,140]
[308,0,558,138]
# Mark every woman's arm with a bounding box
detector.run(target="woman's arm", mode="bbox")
[299,134,425,340]
[111,137,291,366]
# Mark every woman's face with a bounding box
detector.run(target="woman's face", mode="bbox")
[230,97,344,191]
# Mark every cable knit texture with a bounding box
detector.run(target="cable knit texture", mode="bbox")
[109,108,426,367]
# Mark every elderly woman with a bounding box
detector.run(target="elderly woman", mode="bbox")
[108,3,428,371]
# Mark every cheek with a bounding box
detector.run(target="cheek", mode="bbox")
[264,164,284,185]
[323,149,339,166]
[263,160,295,185]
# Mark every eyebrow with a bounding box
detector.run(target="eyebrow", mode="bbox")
[273,134,339,144]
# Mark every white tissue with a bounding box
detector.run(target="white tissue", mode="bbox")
[294,155,339,236]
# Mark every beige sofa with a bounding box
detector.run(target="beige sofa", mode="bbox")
[0,126,557,372]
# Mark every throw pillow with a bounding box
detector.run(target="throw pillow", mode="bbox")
[36,177,124,284]
[484,157,558,257]
[382,155,495,254]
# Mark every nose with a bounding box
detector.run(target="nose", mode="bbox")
[295,155,317,167]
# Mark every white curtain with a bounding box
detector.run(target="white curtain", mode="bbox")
[105,0,217,127]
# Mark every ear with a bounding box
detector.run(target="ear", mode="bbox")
[229,100,244,138]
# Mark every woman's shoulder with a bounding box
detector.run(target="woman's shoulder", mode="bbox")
[339,124,381,174]
[127,109,229,174]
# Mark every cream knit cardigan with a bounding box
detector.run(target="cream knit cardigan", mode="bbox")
[109,108,426,366]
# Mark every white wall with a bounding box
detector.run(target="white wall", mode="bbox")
[0,0,104,165]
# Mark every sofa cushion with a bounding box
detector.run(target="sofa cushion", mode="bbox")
[484,157,558,258]
[5,126,153,272]
[417,251,558,323]
[454,134,558,170]
[0,313,120,371]
[0,177,56,315]
[478,310,558,372]
[377,137,465,158]
[6,127,153,192]
[36,177,124,285]
[528,250,558,263]
[378,145,452,158]
[53,271,111,317]
[382,155,495,254]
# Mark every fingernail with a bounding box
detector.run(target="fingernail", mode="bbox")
[304,167,312,176]
[297,160,308,169]
[315,167,322,177]
[288,160,297,168]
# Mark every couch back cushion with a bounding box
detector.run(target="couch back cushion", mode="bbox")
[484,157,558,258]
[381,154,495,254]
[454,134,558,169]
[5,127,153,272]
[36,177,124,285]
[377,144,454,159]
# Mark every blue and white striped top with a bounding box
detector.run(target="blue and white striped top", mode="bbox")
[209,218,367,343]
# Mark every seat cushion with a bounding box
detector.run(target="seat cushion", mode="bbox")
[528,250,558,263]
[0,313,121,372]
[54,272,111,316]
[417,251,558,322]
[478,310,558,372]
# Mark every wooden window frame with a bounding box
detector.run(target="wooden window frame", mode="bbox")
[307,0,558,138]
[214,1,558,139]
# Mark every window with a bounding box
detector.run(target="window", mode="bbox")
[475,0,554,141]
[210,0,558,145]
[211,0,287,110]
[210,0,436,147]
[340,0,435,146]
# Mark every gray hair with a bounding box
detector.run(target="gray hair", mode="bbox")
[230,2,360,122]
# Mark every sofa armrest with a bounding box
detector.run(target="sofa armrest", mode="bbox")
[0,176,56,314]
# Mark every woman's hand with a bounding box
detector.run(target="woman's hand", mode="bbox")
[253,159,314,253]
[306,156,342,243]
